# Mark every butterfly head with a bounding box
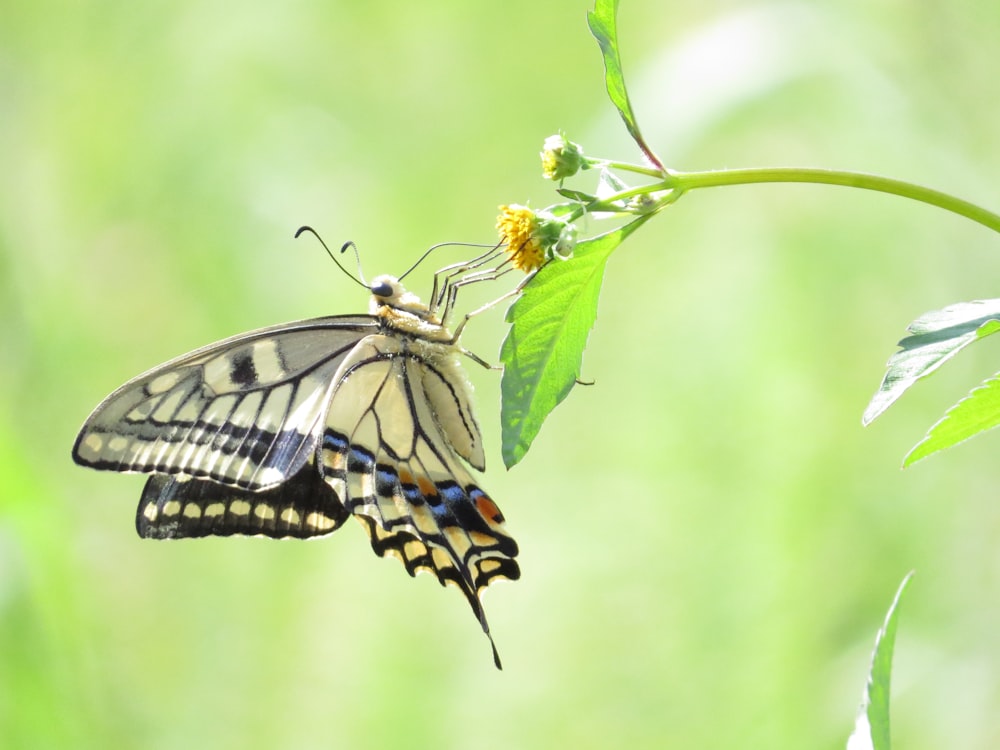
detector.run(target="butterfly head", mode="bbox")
[369,274,441,326]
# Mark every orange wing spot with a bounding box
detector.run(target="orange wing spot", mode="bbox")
[475,494,503,523]
[416,475,437,498]
[398,468,414,485]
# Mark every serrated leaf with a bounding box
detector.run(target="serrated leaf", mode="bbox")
[862,300,1000,425]
[587,0,663,170]
[847,572,913,750]
[903,372,1000,466]
[499,215,652,468]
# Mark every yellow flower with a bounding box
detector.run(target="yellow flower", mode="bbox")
[496,204,545,272]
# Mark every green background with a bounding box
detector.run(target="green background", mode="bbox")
[3,1,1000,747]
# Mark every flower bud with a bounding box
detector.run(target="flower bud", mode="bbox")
[541,134,586,181]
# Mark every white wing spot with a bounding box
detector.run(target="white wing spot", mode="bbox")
[230,500,251,516]
[126,401,155,422]
[183,504,202,519]
[162,500,182,517]
[305,512,336,531]
[151,388,187,424]
[175,397,201,423]
[148,372,182,394]
[257,385,293,433]
[250,340,285,383]
[254,504,276,520]
[81,434,103,458]
[107,435,129,454]
[225,391,263,430]
[203,354,233,391]
[204,503,225,518]
[280,508,301,525]
[143,504,158,521]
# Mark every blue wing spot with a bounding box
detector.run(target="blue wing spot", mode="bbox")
[322,431,349,452]
[375,465,398,496]
[439,482,468,506]
[347,447,375,473]
[400,480,425,506]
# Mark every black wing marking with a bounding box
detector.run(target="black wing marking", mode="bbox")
[73,316,377,490]
[138,462,349,540]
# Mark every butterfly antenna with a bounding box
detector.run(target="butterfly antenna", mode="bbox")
[294,226,368,290]
[340,240,369,287]
[397,241,497,283]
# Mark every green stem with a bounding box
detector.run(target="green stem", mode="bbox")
[566,179,674,220]
[671,167,1000,234]
[596,159,665,179]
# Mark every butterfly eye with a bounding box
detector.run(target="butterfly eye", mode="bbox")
[369,279,394,299]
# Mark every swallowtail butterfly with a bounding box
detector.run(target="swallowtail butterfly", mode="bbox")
[72,237,520,667]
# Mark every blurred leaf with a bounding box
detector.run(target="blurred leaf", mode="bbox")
[587,0,663,170]
[862,300,1000,425]
[546,202,585,217]
[556,188,597,203]
[847,572,913,750]
[598,167,629,193]
[904,372,1000,465]
[499,216,652,468]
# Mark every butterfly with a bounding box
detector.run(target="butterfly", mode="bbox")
[72,232,520,667]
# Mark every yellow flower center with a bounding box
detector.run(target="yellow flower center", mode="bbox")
[496,204,544,272]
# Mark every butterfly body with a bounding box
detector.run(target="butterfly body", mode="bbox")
[74,270,518,666]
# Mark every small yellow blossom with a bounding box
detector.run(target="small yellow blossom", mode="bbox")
[496,204,545,272]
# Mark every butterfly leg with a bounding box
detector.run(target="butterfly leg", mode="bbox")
[459,347,497,371]
[429,245,506,312]
[448,273,534,342]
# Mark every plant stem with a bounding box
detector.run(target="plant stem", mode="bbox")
[566,179,675,220]
[670,167,1000,234]
[596,159,666,179]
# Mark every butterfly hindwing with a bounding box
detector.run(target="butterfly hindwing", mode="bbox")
[319,335,519,664]
[138,462,350,540]
[73,317,376,489]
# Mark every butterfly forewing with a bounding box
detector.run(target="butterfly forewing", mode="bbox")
[73,317,375,489]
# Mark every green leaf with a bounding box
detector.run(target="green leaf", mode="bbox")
[544,202,583,218]
[556,187,597,203]
[499,216,652,468]
[847,572,913,750]
[904,372,1000,466]
[587,0,663,170]
[862,300,1000,425]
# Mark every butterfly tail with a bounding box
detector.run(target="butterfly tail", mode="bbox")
[330,436,519,668]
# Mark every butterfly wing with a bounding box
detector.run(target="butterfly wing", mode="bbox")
[73,316,377,490]
[137,459,350,539]
[319,335,519,666]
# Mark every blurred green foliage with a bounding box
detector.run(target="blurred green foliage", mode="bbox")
[3,1,1000,748]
